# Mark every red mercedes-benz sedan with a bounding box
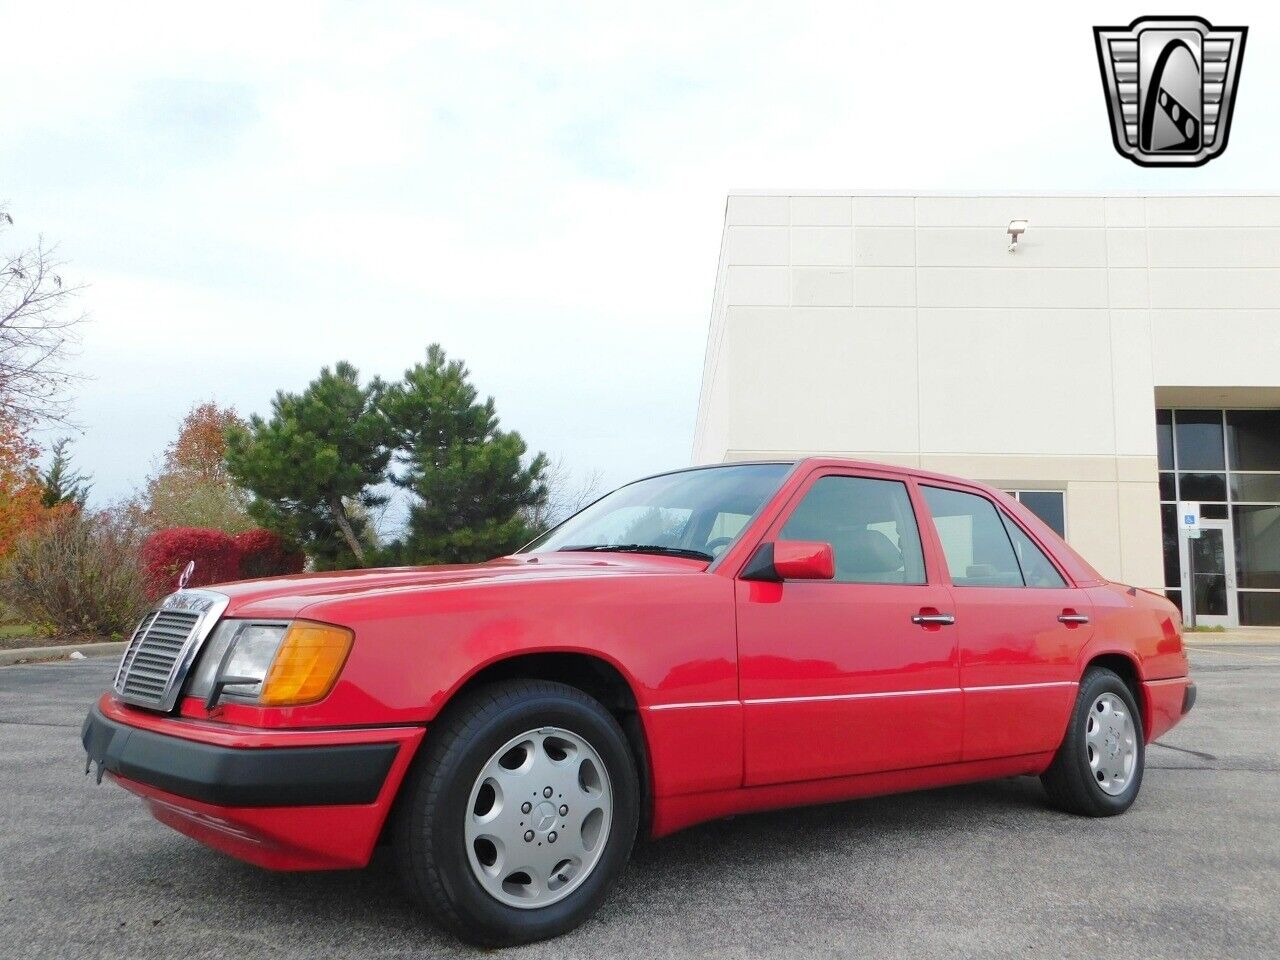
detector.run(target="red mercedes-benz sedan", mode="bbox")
[84,459,1195,945]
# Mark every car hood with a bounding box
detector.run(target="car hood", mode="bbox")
[207,552,709,620]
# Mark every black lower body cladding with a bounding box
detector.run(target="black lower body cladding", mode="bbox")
[81,704,398,807]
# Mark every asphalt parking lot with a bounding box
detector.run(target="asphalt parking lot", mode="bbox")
[1,647,1276,960]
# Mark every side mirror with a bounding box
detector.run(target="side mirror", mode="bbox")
[741,540,835,581]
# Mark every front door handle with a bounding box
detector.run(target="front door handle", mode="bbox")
[1057,613,1090,625]
[912,613,956,626]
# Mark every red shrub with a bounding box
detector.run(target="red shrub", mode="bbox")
[234,528,305,580]
[140,527,241,599]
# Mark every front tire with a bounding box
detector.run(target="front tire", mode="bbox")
[392,679,639,947]
[1041,667,1144,817]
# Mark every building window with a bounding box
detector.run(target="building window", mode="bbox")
[1156,409,1174,470]
[1004,490,1066,538]
[1239,592,1280,626]
[1227,410,1280,471]
[1158,408,1280,626]
[1234,505,1280,590]
[1160,503,1180,589]
[1174,410,1225,471]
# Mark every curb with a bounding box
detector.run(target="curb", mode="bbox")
[0,640,127,667]
[1185,629,1280,647]
[1185,638,1280,647]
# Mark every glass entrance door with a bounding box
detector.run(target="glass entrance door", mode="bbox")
[1180,519,1238,627]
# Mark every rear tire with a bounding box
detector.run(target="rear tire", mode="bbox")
[392,679,639,947]
[1041,667,1144,817]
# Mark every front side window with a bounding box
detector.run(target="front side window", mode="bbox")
[522,463,791,560]
[779,475,926,584]
[921,486,1023,587]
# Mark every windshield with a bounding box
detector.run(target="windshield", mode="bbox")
[522,463,792,561]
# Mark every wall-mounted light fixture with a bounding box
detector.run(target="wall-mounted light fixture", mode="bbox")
[1007,219,1028,253]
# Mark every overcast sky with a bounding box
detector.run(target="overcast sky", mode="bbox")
[2,1,1277,515]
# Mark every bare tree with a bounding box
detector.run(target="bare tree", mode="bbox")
[525,455,605,532]
[0,207,86,425]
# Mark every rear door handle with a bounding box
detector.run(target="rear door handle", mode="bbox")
[1057,613,1090,624]
[912,614,956,626]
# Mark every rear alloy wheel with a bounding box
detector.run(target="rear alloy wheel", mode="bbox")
[393,680,638,947]
[1041,667,1145,816]
[1083,692,1138,796]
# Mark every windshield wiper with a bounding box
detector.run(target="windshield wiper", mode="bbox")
[558,544,714,562]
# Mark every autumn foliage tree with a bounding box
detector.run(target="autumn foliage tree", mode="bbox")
[0,406,48,557]
[140,401,253,533]
[165,401,243,484]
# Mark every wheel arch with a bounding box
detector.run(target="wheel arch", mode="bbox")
[1082,651,1147,733]
[410,650,654,836]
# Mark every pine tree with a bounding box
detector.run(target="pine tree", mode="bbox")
[226,363,392,567]
[383,345,547,564]
[39,437,91,509]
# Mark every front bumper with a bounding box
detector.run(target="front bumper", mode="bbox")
[82,703,398,806]
[82,696,425,870]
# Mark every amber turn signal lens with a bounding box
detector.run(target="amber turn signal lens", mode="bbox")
[259,621,354,706]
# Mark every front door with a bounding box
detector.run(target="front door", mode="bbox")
[736,468,961,787]
[1180,518,1238,627]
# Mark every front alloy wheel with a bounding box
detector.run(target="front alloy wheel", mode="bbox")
[464,727,613,908]
[393,679,638,947]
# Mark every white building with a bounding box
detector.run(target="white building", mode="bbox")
[693,192,1280,627]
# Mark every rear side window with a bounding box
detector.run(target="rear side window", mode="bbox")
[999,513,1067,588]
[920,486,1022,587]
[780,475,926,584]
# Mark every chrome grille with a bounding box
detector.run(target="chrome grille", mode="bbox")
[113,590,229,711]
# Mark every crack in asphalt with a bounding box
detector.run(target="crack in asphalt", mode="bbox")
[1150,765,1280,773]
[1151,741,1218,761]
[0,717,81,729]
[1189,664,1280,674]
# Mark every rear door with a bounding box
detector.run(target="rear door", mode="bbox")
[736,467,961,786]
[917,484,1092,762]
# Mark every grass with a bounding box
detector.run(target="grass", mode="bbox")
[0,601,50,647]
[0,622,41,640]
[0,601,127,651]
[1185,624,1228,633]
[0,620,53,650]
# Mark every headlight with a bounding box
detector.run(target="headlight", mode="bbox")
[187,620,354,708]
